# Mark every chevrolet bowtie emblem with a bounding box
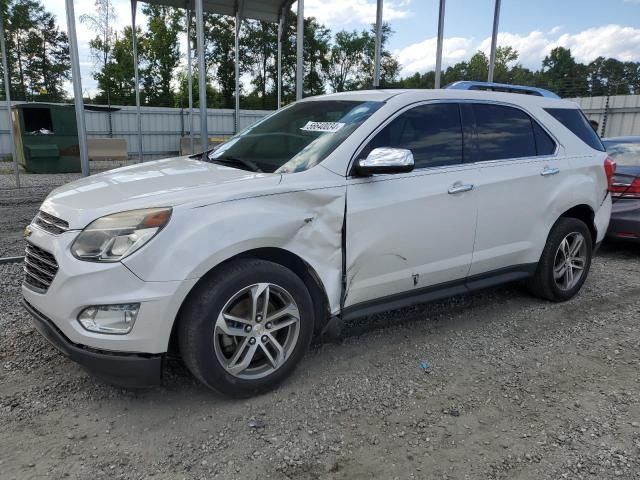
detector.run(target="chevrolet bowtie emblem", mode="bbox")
[24,226,32,238]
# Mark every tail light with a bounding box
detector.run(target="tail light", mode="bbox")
[610,177,640,199]
[604,157,616,190]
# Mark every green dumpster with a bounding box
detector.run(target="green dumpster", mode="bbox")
[13,103,81,173]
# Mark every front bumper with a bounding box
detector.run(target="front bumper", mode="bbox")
[23,300,162,387]
[22,225,198,354]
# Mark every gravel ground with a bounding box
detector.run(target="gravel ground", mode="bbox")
[0,173,81,258]
[1,177,640,480]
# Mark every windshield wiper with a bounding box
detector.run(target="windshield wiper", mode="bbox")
[211,156,263,173]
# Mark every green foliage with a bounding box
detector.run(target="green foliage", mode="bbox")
[80,0,116,105]
[2,0,70,102]
[141,4,182,107]
[203,14,238,109]
[174,68,220,108]
[7,1,638,109]
[243,20,278,109]
[93,27,140,105]
[393,45,640,98]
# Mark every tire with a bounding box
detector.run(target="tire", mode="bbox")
[527,217,593,302]
[178,258,315,397]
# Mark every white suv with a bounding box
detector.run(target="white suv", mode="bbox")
[23,88,613,397]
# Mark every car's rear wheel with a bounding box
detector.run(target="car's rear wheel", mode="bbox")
[178,259,314,397]
[527,217,593,301]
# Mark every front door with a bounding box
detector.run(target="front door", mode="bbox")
[344,102,479,309]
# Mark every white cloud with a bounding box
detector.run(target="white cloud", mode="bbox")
[555,25,640,63]
[304,0,411,26]
[397,24,640,77]
[396,37,473,74]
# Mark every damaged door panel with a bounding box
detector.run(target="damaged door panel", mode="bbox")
[344,166,479,310]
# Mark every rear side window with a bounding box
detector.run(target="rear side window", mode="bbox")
[473,104,537,161]
[544,107,605,152]
[366,103,463,168]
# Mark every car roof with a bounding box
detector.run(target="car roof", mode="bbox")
[301,89,577,109]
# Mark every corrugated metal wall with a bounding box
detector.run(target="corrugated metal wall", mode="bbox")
[0,104,270,159]
[1,96,639,159]
[567,95,640,138]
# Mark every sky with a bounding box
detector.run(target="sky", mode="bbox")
[47,0,640,97]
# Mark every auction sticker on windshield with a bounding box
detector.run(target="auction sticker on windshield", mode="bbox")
[300,121,345,133]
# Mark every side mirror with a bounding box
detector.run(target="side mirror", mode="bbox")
[355,147,414,176]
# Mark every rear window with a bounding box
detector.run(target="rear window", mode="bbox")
[603,141,640,167]
[544,108,605,152]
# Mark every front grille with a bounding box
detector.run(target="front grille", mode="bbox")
[23,243,59,292]
[32,210,69,235]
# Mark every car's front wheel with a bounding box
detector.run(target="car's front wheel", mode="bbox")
[528,217,593,302]
[178,259,315,397]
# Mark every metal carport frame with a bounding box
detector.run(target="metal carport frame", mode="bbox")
[132,0,302,160]
[0,0,506,186]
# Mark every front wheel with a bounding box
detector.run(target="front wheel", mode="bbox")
[178,259,315,397]
[527,217,593,302]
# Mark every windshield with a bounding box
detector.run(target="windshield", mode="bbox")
[604,141,640,167]
[207,100,383,173]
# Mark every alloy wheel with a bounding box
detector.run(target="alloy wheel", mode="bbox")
[553,232,587,291]
[213,283,300,379]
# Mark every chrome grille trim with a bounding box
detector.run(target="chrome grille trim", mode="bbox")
[24,245,57,269]
[32,210,69,235]
[23,243,58,292]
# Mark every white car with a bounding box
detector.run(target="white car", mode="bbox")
[23,88,614,397]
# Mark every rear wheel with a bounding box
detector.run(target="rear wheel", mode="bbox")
[178,259,314,397]
[527,217,593,302]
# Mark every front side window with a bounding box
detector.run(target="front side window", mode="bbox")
[208,100,382,173]
[473,104,538,161]
[365,103,463,169]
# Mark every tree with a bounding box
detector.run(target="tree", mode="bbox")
[93,27,141,105]
[201,14,239,108]
[325,30,368,92]
[541,47,587,97]
[492,46,518,83]
[141,4,182,106]
[3,0,70,101]
[623,61,640,95]
[301,17,330,96]
[360,23,400,88]
[243,20,278,109]
[588,57,629,96]
[175,68,220,108]
[80,0,116,107]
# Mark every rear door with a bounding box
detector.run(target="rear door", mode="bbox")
[467,102,570,277]
[344,102,479,309]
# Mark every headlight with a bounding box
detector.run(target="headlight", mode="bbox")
[71,208,172,262]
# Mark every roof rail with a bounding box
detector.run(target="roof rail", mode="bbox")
[445,81,560,99]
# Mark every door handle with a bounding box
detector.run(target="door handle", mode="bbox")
[541,166,560,176]
[448,182,474,194]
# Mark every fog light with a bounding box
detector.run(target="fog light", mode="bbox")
[77,304,140,335]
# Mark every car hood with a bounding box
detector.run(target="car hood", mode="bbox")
[40,156,282,229]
